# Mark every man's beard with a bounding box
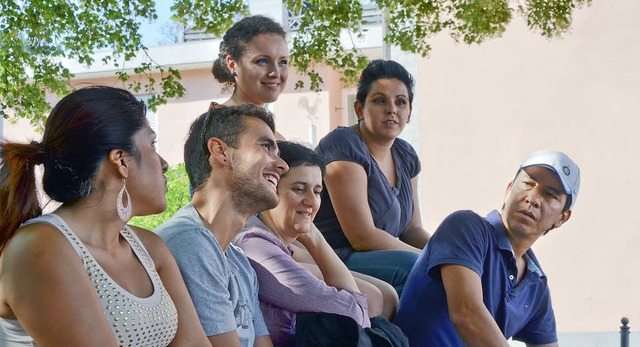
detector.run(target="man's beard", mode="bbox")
[229,153,279,216]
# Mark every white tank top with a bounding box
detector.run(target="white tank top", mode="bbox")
[0,214,179,347]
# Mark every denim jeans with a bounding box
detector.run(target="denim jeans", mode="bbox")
[345,249,419,297]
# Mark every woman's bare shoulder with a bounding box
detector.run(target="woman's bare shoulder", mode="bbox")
[0,221,88,316]
[4,221,79,262]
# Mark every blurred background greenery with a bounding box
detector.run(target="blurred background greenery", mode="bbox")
[129,163,190,230]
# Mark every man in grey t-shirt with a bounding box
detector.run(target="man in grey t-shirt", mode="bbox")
[156,104,288,347]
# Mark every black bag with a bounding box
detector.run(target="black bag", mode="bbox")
[295,313,409,347]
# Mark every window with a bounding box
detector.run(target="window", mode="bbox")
[283,1,310,32]
[347,93,358,124]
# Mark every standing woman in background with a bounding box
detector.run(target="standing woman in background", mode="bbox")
[188,15,287,191]
[211,15,289,112]
[212,15,398,319]
[315,60,431,296]
[0,87,209,346]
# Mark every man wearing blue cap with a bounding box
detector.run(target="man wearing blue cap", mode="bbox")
[394,150,580,347]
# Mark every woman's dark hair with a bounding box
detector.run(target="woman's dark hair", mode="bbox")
[211,15,286,87]
[0,86,147,251]
[355,59,415,106]
[276,141,325,177]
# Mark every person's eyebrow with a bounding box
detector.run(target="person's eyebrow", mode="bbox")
[519,171,533,180]
[546,185,564,196]
[369,92,408,99]
[258,136,277,149]
[526,171,564,195]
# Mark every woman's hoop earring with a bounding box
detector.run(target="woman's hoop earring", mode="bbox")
[117,178,132,222]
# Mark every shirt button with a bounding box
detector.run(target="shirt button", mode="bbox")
[509,275,515,281]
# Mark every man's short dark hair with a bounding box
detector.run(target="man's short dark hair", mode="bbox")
[184,104,276,191]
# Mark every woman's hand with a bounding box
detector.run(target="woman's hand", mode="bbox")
[295,223,325,251]
[294,223,360,293]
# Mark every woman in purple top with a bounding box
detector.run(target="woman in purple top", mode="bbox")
[234,141,370,347]
[314,60,431,296]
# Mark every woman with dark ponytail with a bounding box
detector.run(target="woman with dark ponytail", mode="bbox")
[0,86,210,346]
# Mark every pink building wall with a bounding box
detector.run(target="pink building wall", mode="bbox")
[415,0,640,335]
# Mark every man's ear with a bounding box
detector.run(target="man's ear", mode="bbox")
[553,209,571,229]
[108,149,129,179]
[207,137,231,167]
[354,100,364,121]
[504,180,514,197]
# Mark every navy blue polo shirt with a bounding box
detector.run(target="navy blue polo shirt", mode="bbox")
[394,210,557,346]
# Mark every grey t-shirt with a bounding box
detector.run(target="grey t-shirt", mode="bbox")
[155,203,269,346]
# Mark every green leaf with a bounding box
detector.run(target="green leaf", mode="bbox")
[129,163,191,231]
[0,0,592,127]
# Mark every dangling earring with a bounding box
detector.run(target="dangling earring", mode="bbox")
[117,178,132,222]
[231,71,237,77]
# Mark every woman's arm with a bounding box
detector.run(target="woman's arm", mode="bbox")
[323,160,420,252]
[254,335,274,347]
[207,331,242,347]
[132,226,211,346]
[398,177,430,248]
[290,226,397,319]
[237,232,368,325]
[290,241,314,263]
[1,224,118,347]
[350,271,398,320]
[297,251,398,320]
[296,224,359,293]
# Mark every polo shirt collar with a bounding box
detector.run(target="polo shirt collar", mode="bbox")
[485,210,546,279]
[485,210,513,253]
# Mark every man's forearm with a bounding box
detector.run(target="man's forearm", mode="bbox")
[441,264,510,347]
[449,305,510,347]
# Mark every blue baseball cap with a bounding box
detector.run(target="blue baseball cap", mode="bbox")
[520,150,580,209]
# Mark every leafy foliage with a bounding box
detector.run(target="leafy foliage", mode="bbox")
[129,163,191,231]
[290,0,591,89]
[0,0,212,127]
[1,0,592,127]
